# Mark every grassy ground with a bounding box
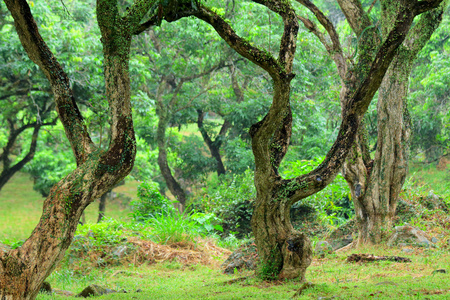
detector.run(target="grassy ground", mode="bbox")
[0,172,131,242]
[37,247,450,299]
[1,169,449,299]
[409,162,450,199]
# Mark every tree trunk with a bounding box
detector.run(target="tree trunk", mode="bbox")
[97,192,108,223]
[346,61,412,244]
[0,122,51,191]
[193,0,434,281]
[196,109,229,176]
[0,0,155,297]
[342,5,444,245]
[156,80,187,208]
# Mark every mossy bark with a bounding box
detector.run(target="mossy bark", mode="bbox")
[0,0,155,298]
[342,3,445,245]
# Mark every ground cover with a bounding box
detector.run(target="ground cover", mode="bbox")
[1,170,449,299]
[36,247,449,299]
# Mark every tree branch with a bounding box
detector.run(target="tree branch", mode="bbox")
[287,1,423,202]
[4,0,95,165]
[194,5,282,79]
[296,0,347,79]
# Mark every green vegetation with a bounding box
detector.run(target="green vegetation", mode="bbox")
[1,167,449,299]
[0,0,449,298]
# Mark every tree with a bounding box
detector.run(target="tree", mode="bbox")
[297,0,446,244]
[192,0,443,280]
[0,0,191,297]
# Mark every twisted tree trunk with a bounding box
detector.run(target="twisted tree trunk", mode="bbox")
[0,0,156,298]
[195,0,439,280]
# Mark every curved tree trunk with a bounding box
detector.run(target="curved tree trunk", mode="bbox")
[196,109,229,176]
[0,124,40,191]
[0,0,157,297]
[194,0,437,281]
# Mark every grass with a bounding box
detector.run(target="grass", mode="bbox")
[0,172,131,242]
[409,162,450,199]
[1,169,449,299]
[36,246,450,299]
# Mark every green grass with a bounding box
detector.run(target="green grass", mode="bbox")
[0,172,132,242]
[1,168,450,299]
[36,247,450,299]
[409,163,450,199]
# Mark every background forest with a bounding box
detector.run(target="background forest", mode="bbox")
[0,0,449,299]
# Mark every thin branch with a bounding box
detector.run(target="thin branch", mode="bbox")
[4,0,95,165]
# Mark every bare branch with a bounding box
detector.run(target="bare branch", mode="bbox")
[194,5,282,79]
[4,0,95,165]
[296,0,347,79]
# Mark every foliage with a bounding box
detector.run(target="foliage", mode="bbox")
[130,181,175,221]
[24,127,76,197]
[194,169,256,238]
[409,12,450,161]
[146,212,203,244]
[75,218,126,247]
[281,157,353,227]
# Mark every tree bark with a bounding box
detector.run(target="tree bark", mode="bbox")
[0,124,40,191]
[0,0,155,298]
[342,3,445,245]
[97,192,107,223]
[155,78,188,208]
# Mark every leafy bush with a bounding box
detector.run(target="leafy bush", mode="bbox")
[130,181,175,221]
[75,218,126,247]
[195,169,256,238]
[24,146,76,197]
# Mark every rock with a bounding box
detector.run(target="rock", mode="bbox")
[76,284,117,298]
[387,224,431,247]
[419,240,431,248]
[113,245,128,258]
[447,239,450,246]
[329,234,353,251]
[0,243,11,253]
[39,282,52,294]
[136,289,142,293]
[315,241,332,255]
[53,289,75,296]
[222,241,258,275]
[431,237,438,243]
[402,248,413,253]
[422,192,449,212]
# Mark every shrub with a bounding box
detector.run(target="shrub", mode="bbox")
[195,169,255,238]
[130,181,175,221]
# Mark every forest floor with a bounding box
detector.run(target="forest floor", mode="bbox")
[0,169,449,299]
